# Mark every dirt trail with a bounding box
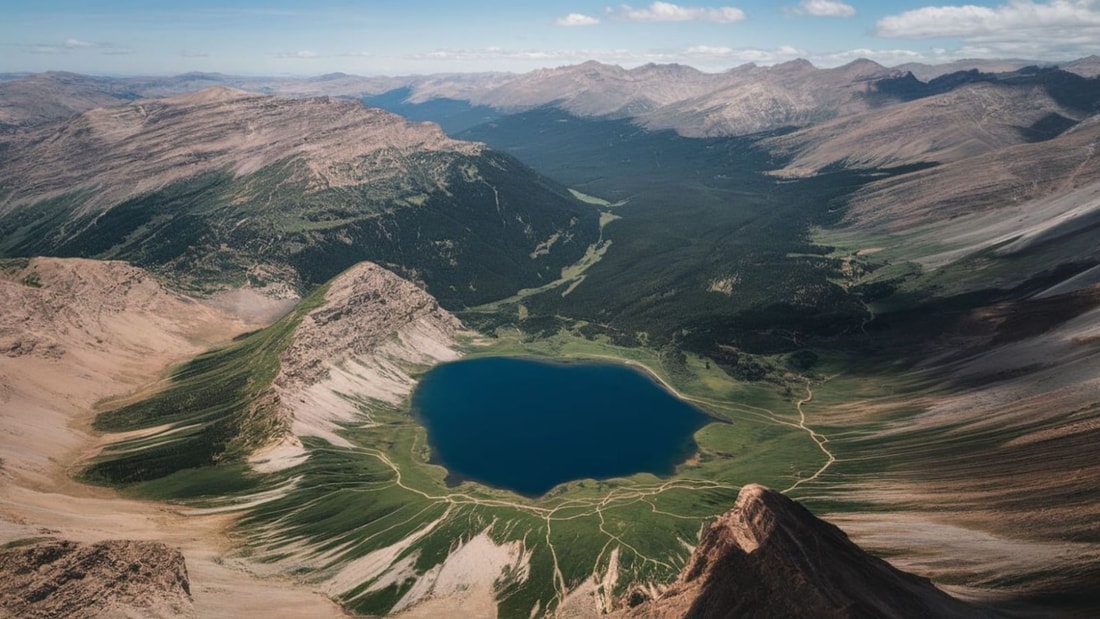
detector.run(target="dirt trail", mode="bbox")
[581,354,838,496]
[783,382,837,494]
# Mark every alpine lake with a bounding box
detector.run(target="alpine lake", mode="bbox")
[411,356,713,496]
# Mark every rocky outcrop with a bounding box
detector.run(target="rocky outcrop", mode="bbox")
[618,485,986,619]
[0,539,192,619]
[277,262,461,392]
[251,262,463,470]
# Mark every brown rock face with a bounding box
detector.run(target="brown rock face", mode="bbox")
[277,261,461,392]
[622,485,988,619]
[0,539,192,619]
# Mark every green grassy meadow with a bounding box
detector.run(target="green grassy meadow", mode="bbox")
[84,303,836,617]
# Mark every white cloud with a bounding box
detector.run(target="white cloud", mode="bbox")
[29,45,66,55]
[413,47,632,62]
[788,0,856,17]
[277,50,319,59]
[611,2,747,23]
[26,38,130,55]
[877,1,1100,38]
[682,45,802,63]
[556,13,601,26]
[408,44,927,69]
[876,1,1100,58]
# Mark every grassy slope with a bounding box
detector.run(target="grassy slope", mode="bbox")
[0,150,600,307]
[81,282,329,488]
[83,285,828,617]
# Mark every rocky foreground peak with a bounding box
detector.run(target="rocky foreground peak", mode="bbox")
[0,539,192,619]
[620,484,987,619]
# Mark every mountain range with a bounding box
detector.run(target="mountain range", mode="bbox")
[1,56,1100,618]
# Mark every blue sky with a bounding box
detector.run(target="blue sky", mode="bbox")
[4,1,1100,75]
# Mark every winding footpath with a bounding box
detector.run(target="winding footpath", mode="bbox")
[782,382,837,494]
[593,354,839,495]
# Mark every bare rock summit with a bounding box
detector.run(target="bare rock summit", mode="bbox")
[619,484,988,619]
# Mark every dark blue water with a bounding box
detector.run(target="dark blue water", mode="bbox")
[411,357,711,497]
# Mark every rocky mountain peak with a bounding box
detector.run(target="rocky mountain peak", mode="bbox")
[630,62,705,78]
[619,484,987,619]
[1065,54,1100,77]
[162,84,260,105]
[830,58,893,81]
[770,58,816,74]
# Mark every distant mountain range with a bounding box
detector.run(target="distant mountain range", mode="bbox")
[4,56,1099,134]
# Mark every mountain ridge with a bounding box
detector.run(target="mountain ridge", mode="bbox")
[2,55,1093,137]
[616,484,987,619]
[0,88,600,306]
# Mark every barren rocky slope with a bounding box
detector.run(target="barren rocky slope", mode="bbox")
[254,261,464,470]
[1065,55,1100,78]
[841,112,1100,237]
[822,285,1100,612]
[0,72,136,131]
[0,86,478,215]
[640,58,906,137]
[894,59,1040,81]
[0,539,191,619]
[763,81,1084,176]
[469,61,715,118]
[0,257,259,484]
[618,485,984,619]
